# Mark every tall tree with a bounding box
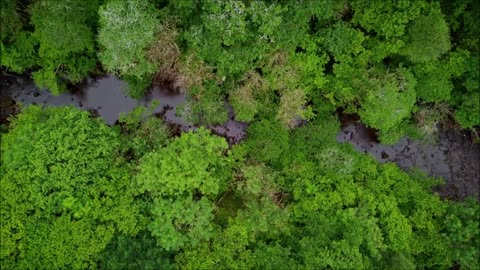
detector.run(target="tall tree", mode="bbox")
[30,0,99,94]
[0,106,140,268]
[0,0,37,73]
[400,4,451,63]
[137,128,232,250]
[97,0,160,98]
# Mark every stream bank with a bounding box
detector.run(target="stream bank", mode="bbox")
[337,114,480,200]
[2,75,478,200]
[2,75,247,145]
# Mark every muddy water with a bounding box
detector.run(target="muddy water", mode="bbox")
[337,115,480,200]
[2,75,247,144]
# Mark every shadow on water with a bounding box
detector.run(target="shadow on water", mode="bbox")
[337,113,480,201]
[3,75,247,145]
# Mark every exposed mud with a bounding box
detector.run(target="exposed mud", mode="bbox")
[337,114,480,201]
[2,75,247,144]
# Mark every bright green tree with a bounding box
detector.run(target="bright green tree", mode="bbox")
[352,0,426,39]
[359,67,417,144]
[137,128,232,250]
[0,106,140,269]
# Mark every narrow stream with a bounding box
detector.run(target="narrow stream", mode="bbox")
[2,75,478,200]
[337,114,480,200]
[2,75,247,144]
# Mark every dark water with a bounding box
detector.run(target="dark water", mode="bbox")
[2,75,247,144]
[337,114,480,200]
[2,76,478,200]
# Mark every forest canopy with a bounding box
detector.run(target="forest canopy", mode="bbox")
[1,0,479,269]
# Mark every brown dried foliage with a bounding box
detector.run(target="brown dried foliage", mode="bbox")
[176,53,215,94]
[147,19,181,89]
[234,70,266,103]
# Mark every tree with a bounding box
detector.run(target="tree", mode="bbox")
[98,0,160,98]
[1,1,480,268]
[244,119,289,168]
[443,49,480,129]
[168,0,285,124]
[441,198,480,269]
[181,0,284,78]
[352,0,426,39]
[30,0,99,94]
[230,71,265,122]
[98,231,174,270]
[137,128,232,250]
[320,22,367,63]
[413,61,453,102]
[400,4,451,63]
[178,79,230,125]
[284,128,479,269]
[0,106,140,268]
[176,162,293,270]
[454,92,480,129]
[118,104,170,159]
[0,0,38,73]
[176,198,294,270]
[358,67,417,144]
[351,0,427,61]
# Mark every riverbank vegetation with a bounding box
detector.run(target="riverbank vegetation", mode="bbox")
[1,0,479,269]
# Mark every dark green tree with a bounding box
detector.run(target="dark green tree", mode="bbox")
[98,231,174,270]
[400,4,451,63]
[30,0,99,94]
[176,161,293,270]
[118,104,170,159]
[285,123,479,269]
[0,0,37,73]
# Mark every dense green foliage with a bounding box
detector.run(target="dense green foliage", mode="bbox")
[30,0,99,95]
[118,103,170,158]
[136,128,231,251]
[1,0,99,94]
[1,0,37,72]
[0,106,140,268]
[2,0,479,131]
[1,0,479,269]
[1,106,479,269]
[97,0,160,98]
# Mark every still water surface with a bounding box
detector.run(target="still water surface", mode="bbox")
[3,75,478,200]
